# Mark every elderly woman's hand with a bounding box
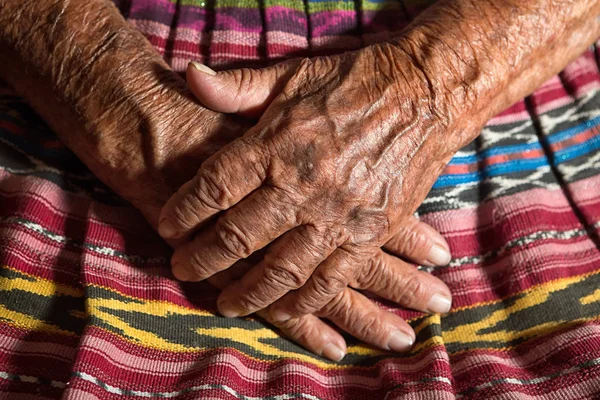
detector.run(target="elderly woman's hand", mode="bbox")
[158,44,462,321]
[123,70,454,358]
[151,68,454,357]
[158,0,599,324]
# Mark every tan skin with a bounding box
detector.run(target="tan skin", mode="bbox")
[0,0,456,361]
[158,0,600,325]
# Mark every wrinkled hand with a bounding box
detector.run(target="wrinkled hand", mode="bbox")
[158,44,461,325]
[129,63,452,360]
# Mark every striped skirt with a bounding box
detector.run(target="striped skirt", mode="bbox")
[1,0,600,398]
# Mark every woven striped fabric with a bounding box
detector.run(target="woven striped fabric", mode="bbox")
[1,0,600,398]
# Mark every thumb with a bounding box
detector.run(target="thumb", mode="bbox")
[186,60,297,118]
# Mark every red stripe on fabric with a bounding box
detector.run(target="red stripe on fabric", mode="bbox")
[551,123,600,151]
[442,123,600,174]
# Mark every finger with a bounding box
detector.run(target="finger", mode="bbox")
[269,246,365,321]
[207,255,347,362]
[383,215,451,267]
[351,250,452,314]
[258,310,347,362]
[158,139,267,239]
[170,187,298,281]
[317,289,415,353]
[187,60,298,118]
[215,224,340,318]
[207,252,264,289]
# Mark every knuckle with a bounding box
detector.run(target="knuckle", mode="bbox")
[171,196,200,230]
[351,312,386,340]
[319,290,349,318]
[396,226,424,255]
[397,272,427,306]
[311,269,347,299]
[278,317,312,342]
[236,291,264,313]
[263,254,308,290]
[215,217,253,259]
[352,253,384,288]
[236,68,255,96]
[186,249,211,279]
[194,169,232,211]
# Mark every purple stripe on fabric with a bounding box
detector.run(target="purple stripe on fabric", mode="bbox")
[310,11,359,37]
[128,3,209,29]
[264,7,309,37]
[213,7,264,31]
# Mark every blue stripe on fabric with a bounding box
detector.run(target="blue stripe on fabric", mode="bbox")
[553,132,600,164]
[448,142,542,165]
[449,115,600,165]
[547,115,600,144]
[434,134,600,188]
[433,157,549,188]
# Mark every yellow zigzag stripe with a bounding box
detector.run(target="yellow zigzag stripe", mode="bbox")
[87,270,600,363]
[4,265,600,366]
[439,270,600,348]
[86,286,342,368]
[0,265,83,336]
[581,289,600,305]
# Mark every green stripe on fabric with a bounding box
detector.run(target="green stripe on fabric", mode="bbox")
[165,0,433,13]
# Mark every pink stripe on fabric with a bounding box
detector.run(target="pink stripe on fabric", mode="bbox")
[451,323,600,377]
[130,19,207,44]
[422,173,600,236]
[0,334,77,363]
[265,31,309,48]
[485,376,600,400]
[76,332,450,387]
[211,30,262,46]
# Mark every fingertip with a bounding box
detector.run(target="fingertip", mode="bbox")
[171,256,194,282]
[270,308,292,322]
[428,243,451,266]
[217,299,242,318]
[158,218,179,239]
[427,292,452,314]
[322,342,346,362]
[387,330,414,352]
[189,61,217,76]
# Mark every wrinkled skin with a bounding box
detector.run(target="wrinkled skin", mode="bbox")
[159,44,463,323]
[0,0,454,360]
[126,82,454,356]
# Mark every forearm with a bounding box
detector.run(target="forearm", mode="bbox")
[394,0,600,146]
[0,0,166,170]
[0,0,235,222]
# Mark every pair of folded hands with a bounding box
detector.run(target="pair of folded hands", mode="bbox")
[152,49,460,362]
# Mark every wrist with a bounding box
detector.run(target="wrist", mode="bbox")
[390,27,495,146]
[389,0,599,140]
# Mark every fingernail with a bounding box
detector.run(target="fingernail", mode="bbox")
[218,301,240,318]
[387,331,414,352]
[322,343,345,362]
[158,219,177,239]
[428,244,451,266]
[427,293,452,314]
[189,61,217,76]
[171,264,193,282]
[171,255,195,281]
[271,309,291,322]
